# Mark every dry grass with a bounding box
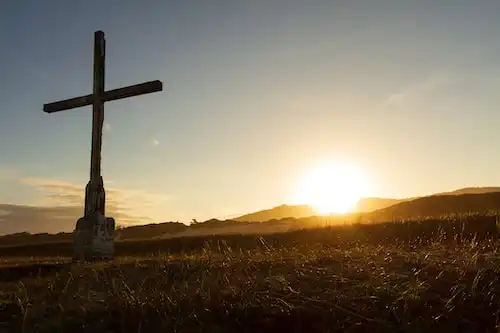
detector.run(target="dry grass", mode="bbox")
[1,217,500,332]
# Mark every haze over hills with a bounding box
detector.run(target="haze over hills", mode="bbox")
[232,187,500,222]
[1,187,500,244]
[230,198,415,223]
[366,191,500,222]
[431,187,500,196]
[233,204,317,222]
[353,197,409,213]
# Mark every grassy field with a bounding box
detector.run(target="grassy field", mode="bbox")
[1,215,500,332]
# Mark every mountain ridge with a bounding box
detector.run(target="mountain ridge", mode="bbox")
[232,187,500,222]
[1,186,500,244]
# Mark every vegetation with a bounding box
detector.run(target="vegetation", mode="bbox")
[1,214,500,332]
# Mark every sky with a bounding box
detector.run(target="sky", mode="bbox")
[1,0,500,232]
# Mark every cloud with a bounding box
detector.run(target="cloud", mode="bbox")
[0,203,83,235]
[386,73,458,106]
[152,139,160,146]
[21,177,170,209]
[386,92,408,105]
[0,177,172,235]
[104,123,111,131]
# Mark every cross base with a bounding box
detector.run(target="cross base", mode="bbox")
[73,212,115,261]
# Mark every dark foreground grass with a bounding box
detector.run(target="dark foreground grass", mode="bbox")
[1,217,500,332]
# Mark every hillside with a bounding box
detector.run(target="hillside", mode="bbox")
[115,222,187,241]
[234,187,500,222]
[354,197,409,212]
[368,191,500,221]
[2,187,500,247]
[233,204,316,222]
[433,187,500,196]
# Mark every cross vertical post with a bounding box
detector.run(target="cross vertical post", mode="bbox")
[91,30,105,185]
[85,31,106,217]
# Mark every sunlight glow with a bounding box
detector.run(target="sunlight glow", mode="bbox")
[292,158,371,215]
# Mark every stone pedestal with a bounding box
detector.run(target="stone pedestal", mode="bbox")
[73,212,115,261]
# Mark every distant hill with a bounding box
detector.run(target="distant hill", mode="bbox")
[231,198,409,222]
[234,187,500,222]
[115,222,187,241]
[367,191,500,221]
[433,187,500,196]
[233,204,316,222]
[2,186,500,247]
[354,197,409,212]
[0,232,72,247]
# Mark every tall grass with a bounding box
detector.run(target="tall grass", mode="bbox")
[0,213,500,332]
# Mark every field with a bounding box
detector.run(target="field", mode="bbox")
[1,215,500,332]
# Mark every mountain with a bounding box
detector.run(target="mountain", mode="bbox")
[233,204,316,222]
[233,187,500,222]
[0,232,72,247]
[367,191,500,221]
[354,197,410,212]
[232,198,410,222]
[2,186,500,245]
[433,187,500,196]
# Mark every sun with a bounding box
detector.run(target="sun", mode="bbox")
[292,158,370,215]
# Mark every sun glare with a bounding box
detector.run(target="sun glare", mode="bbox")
[293,158,370,215]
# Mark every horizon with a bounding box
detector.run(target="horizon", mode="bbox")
[1,185,498,235]
[2,1,500,233]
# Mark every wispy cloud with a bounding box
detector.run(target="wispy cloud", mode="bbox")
[152,139,160,146]
[386,73,458,106]
[386,92,408,105]
[0,203,83,235]
[16,177,171,229]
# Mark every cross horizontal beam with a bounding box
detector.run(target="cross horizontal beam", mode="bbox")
[43,95,93,113]
[43,80,163,113]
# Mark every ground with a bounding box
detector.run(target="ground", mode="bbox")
[1,219,500,332]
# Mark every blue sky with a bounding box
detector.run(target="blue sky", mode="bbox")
[1,0,500,230]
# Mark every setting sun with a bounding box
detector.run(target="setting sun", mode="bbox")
[292,158,370,215]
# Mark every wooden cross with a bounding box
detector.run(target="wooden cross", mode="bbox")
[43,31,163,217]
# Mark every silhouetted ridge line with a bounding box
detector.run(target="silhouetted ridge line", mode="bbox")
[2,187,500,246]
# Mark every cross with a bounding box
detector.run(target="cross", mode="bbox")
[43,30,163,217]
